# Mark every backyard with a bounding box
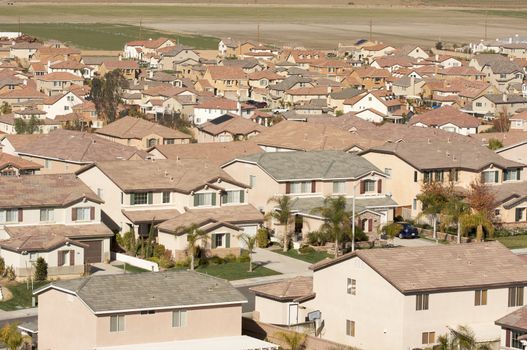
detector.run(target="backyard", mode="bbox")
[273,248,333,264]
[0,281,47,311]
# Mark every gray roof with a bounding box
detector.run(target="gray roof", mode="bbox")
[234,151,383,181]
[484,94,527,104]
[290,196,397,216]
[329,87,362,100]
[35,271,246,314]
[269,76,313,92]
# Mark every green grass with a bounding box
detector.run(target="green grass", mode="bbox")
[0,23,219,50]
[496,235,527,249]
[0,281,47,311]
[273,249,333,264]
[195,261,280,281]
[113,264,150,273]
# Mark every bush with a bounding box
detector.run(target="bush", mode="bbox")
[299,245,315,255]
[307,230,332,246]
[34,257,48,282]
[224,253,237,263]
[153,244,166,259]
[159,252,175,269]
[208,256,225,265]
[238,251,250,263]
[0,257,5,277]
[353,227,369,242]
[394,215,404,222]
[255,228,270,248]
[4,266,15,281]
[176,257,190,268]
[382,223,403,239]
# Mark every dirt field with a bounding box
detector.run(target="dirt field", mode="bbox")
[0,2,525,49]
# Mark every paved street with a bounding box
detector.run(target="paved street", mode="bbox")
[393,237,437,247]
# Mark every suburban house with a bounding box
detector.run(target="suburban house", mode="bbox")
[123,37,176,60]
[39,90,84,119]
[222,150,396,238]
[471,94,527,117]
[193,97,240,125]
[3,129,146,174]
[0,174,112,277]
[309,242,527,350]
[0,152,41,176]
[409,105,480,135]
[196,113,265,143]
[157,205,264,261]
[495,305,527,350]
[36,72,84,96]
[343,90,402,122]
[34,270,277,350]
[203,66,249,100]
[75,158,252,236]
[95,116,191,149]
[510,111,527,131]
[361,140,526,218]
[470,54,524,92]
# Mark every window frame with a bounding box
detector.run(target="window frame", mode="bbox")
[416,293,429,311]
[346,319,355,337]
[333,181,346,194]
[422,331,436,345]
[162,192,171,204]
[474,289,488,306]
[110,315,125,332]
[75,207,91,222]
[172,310,187,328]
[39,208,54,223]
[508,286,524,307]
[347,278,356,295]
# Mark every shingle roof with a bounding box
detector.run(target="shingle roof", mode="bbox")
[0,152,42,171]
[207,66,246,80]
[250,276,314,302]
[496,306,527,331]
[35,271,247,314]
[290,196,397,215]
[198,114,265,136]
[0,173,101,208]
[231,150,381,181]
[96,116,190,140]
[16,129,146,163]
[410,105,480,128]
[313,241,527,294]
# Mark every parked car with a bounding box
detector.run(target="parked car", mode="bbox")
[398,223,419,239]
[247,100,268,108]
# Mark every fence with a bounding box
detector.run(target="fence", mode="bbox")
[243,317,354,350]
[113,253,159,272]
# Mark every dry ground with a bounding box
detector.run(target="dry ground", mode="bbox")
[0,2,526,48]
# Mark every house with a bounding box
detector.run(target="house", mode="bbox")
[218,38,239,57]
[6,129,146,174]
[196,114,265,143]
[75,158,251,235]
[193,97,240,125]
[147,140,263,165]
[283,86,330,105]
[309,242,527,350]
[0,86,47,106]
[395,45,430,60]
[157,205,264,261]
[36,72,84,96]
[492,182,527,226]
[99,61,140,80]
[471,94,527,117]
[0,174,112,277]
[34,270,277,350]
[360,43,395,63]
[39,90,84,119]
[48,60,91,78]
[222,150,396,237]
[0,152,41,176]
[123,37,176,60]
[470,55,524,92]
[203,66,248,100]
[343,90,402,122]
[510,111,527,131]
[361,139,526,218]
[409,105,480,135]
[158,46,201,71]
[391,76,425,99]
[96,116,191,149]
[495,305,527,349]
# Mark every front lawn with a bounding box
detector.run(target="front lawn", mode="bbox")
[273,248,333,264]
[113,264,150,273]
[496,235,527,249]
[195,262,280,281]
[0,281,48,311]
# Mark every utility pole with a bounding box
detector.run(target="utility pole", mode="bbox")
[257,23,260,44]
[484,10,488,41]
[18,16,21,36]
[369,19,373,43]
[139,18,143,40]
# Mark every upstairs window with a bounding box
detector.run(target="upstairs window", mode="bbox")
[347,278,356,295]
[162,192,170,204]
[504,169,521,182]
[194,193,216,207]
[222,190,244,204]
[110,315,125,332]
[482,171,499,184]
[509,287,524,307]
[475,289,487,306]
[40,208,54,222]
[172,310,187,328]
[416,294,429,311]
[333,181,346,194]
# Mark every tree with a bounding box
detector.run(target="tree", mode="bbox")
[34,257,48,282]
[0,323,23,350]
[435,41,443,50]
[266,196,295,252]
[178,224,209,270]
[238,233,257,272]
[0,102,11,115]
[487,138,503,151]
[463,179,496,242]
[144,221,156,259]
[432,325,491,350]
[441,189,470,244]
[311,196,351,257]
[493,112,510,132]
[89,69,128,123]
[14,116,41,134]
[275,330,306,350]
[416,181,449,239]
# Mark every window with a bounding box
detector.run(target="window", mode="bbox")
[509,287,524,307]
[110,315,125,332]
[504,169,521,182]
[193,193,215,207]
[346,320,355,337]
[449,169,459,182]
[140,310,156,315]
[29,253,38,261]
[434,170,443,182]
[482,171,499,184]
[364,180,375,192]
[347,278,356,295]
[223,190,244,204]
[131,192,152,205]
[164,139,175,145]
[475,289,487,306]
[500,74,507,79]
[290,181,313,194]
[515,208,525,222]
[422,332,436,345]
[512,330,524,349]
[423,171,432,183]
[333,181,346,194]
[162,192,170,204]
[414,171,418,183]
[44,160,51,169]
[147,138,157,147]
[384,168,392,178]
[214,234,224,248]
[412,198,417,210]
[75,207,91,221]
[64,105,69,111]
[97,188,104,199]
[476,102,482,107]
[416,294,429,311]
[0,209,19,223]
[249,175,256,188]
[172,310,187,328]
[40,209,54,222]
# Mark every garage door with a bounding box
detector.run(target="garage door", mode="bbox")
[81,240,102,264]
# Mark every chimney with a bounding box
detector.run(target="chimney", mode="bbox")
[503,94,508,102]
[149,70,153,79]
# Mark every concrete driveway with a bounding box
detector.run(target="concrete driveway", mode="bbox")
[393,237,437,247]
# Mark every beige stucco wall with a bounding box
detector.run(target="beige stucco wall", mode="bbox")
[19,155,83,174]
[498,145,527,164]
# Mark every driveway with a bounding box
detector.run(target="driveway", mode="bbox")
[393,237,437,247]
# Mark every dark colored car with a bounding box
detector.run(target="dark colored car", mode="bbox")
[398,223,419,239]
[247,100,268,108]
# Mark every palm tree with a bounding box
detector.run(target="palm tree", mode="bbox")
[441,191,470,244]
[0,323,23,350]
[238,233,257,272]
[266,196,295,252]
[311,196,351,257]
[177,224,209,271]
[432,325,491,350]
[460,212,494,242]
[275,330,306,350]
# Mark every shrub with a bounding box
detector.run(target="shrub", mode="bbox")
[0,257,5,277]
[153,244,166,259]
[208,256,225,265]
[34,257,48,282]
[255,228,269,248]
[393,215,404,222]
[176,257,190,268]
[299,245,315,255]
[5,266,15,281]
[238,251,250,263]
[223,253,237,263]
[159,251,175,269]
[382,223,403,239]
